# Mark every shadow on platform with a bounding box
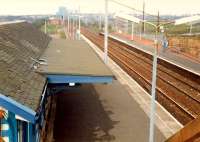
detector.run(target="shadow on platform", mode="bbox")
[53,84,118,142]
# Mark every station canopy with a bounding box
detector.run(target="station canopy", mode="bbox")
[115,13,141,23]
[175,15,200,25]
[36,39,114,84]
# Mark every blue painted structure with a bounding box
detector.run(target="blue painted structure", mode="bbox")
[0,94,36,123]
[0,83,48,142]
[1,111,17,142]
[0,73,113,142]
[47,75,113,84]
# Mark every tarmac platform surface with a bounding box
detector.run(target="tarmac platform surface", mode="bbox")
[53,81,165,142]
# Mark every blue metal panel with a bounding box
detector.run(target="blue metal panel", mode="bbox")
[28,123,35,142]
[8,112,17,142]
[1,111,17,142]
[0,94,36,123]
[1,130,9,136]
[22,121,28,142]
[47,75,113,84]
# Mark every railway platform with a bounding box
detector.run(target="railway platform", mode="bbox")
[42,33,183,141]
[34,25,191,142]
[109,34,200,76]
[53,81,165,142]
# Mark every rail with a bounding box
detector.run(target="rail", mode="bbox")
[81,28,200,125]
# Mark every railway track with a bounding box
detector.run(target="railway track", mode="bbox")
[82,28,200,125]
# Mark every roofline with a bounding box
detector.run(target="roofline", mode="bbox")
[0,93,36,123]
[47,74,113,84]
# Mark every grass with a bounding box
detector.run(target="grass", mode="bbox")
[40,22,66,39]
[41,24,62,34]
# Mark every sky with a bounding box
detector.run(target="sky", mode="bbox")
[0,0,200,16]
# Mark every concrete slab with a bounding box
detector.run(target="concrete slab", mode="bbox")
[37,38,113,77]
[53,81,165,142]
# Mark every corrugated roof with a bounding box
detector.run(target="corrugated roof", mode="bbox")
[0,22,51,111]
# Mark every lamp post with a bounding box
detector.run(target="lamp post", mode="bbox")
[149,15,200,142]
[67,15,70,35]
[149,14,159,142]
[115,13,200,142]
[78,6,81,40]
[104,0,145,64]
[44,19,47,34]
[73,15,75,39]
[70,16,72,37]
[76,15,78,39]
[104,0,108,63]
[131,22,134,40]
[99,14,102,30]
[115,12,160,142]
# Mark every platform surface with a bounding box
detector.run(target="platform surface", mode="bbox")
[54,81,165,142]
[37,38,113,77]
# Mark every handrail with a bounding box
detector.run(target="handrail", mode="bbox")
[165,116,200,142]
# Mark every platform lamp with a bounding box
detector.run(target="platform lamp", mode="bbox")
[115,13,159,142]
[148,15,200,142]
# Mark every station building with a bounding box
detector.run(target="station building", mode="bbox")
[0,21,114,142]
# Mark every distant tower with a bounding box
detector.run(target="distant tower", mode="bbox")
[57,7,67,22]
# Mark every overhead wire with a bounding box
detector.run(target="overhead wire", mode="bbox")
[109,0,157,18]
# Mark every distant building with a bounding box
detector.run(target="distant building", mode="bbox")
[56,7,68,21]
[48,17,62,25]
